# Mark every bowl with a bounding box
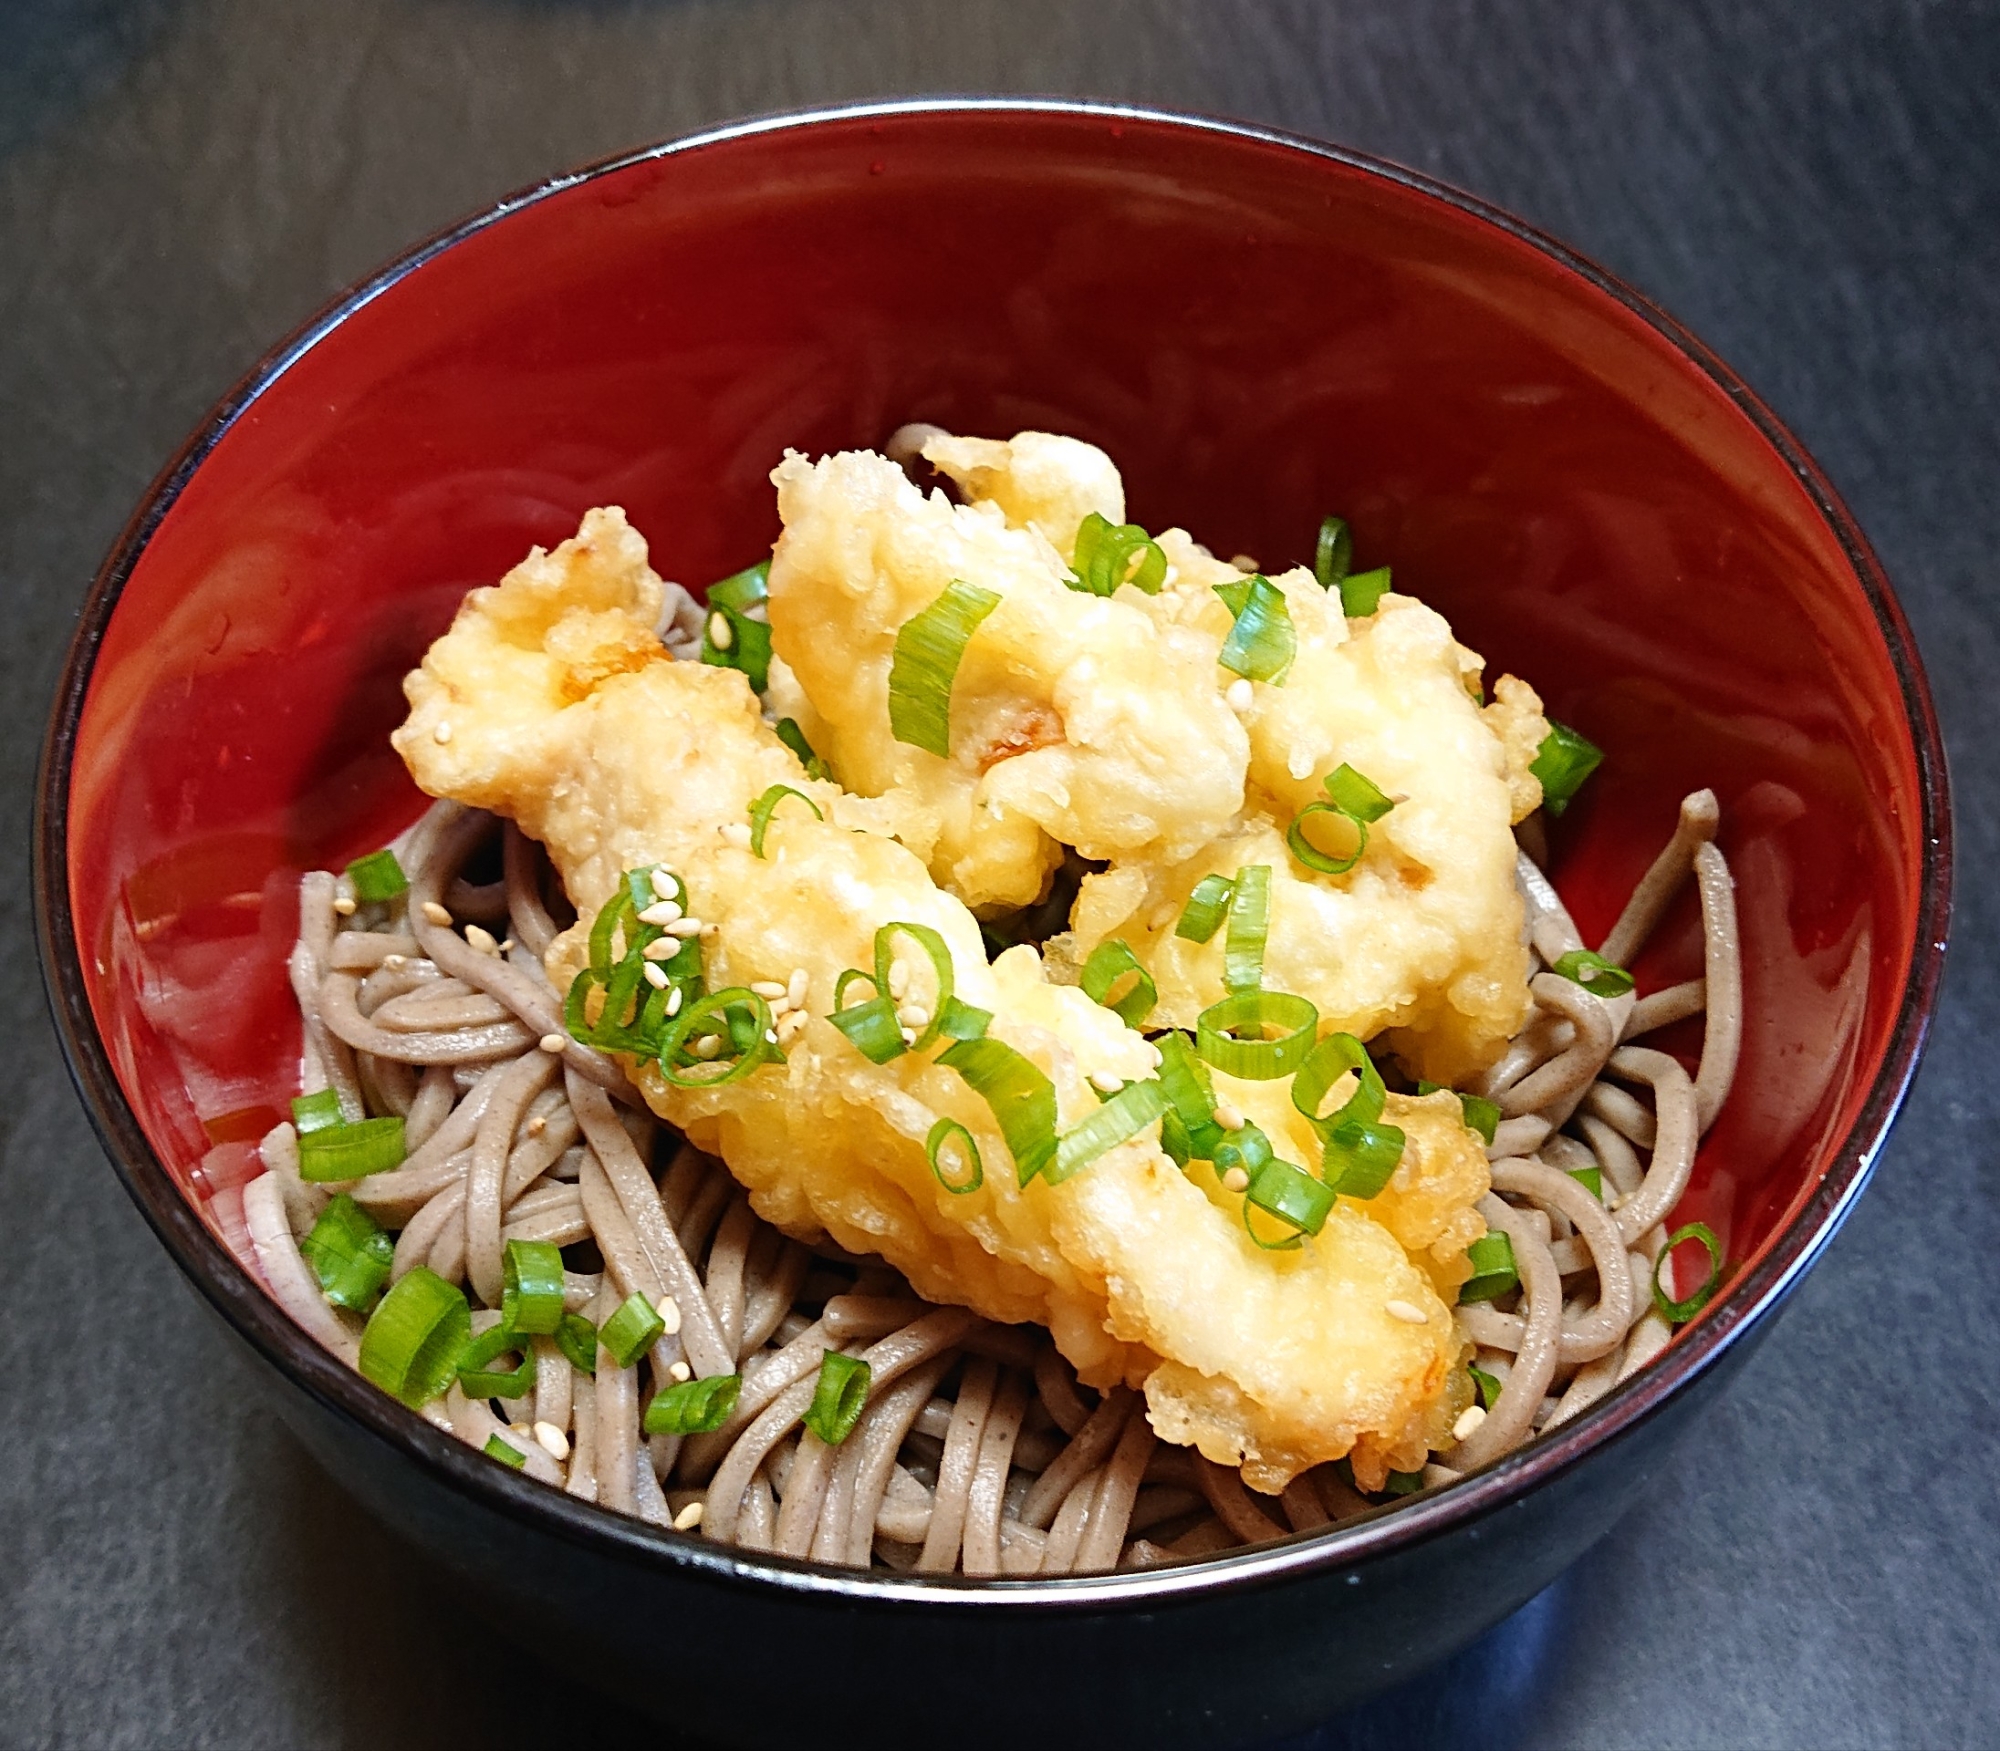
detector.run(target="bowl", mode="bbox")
[35,100,1949,1747]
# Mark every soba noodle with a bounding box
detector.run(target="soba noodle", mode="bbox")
[242,787,1740,1573]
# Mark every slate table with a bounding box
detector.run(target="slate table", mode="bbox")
[2,4,1994,1747]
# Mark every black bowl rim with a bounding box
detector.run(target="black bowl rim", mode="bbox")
[34,96,1952,1612]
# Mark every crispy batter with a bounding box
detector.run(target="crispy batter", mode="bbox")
[394,504,1491,1490]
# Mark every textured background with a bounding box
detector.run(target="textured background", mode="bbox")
[3,3,1995,1747]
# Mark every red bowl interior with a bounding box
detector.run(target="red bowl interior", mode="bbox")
[62,104,1932,1323]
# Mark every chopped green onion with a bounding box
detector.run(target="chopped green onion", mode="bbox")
[1314,515,1353,588]
[598,1293,665,1368]
[1175,874,1235,944]
[1047,1079,1166,1186]
[458,1325,536,1398]
[1652,1222,1724,1324]
[938,1036,1057,1187]
[1468,1363,1503,1410]
[936,996,992,1041]
[875,922,955,1052]
[1213,1121,1274,1181]
[484,1434,528,1468]
[298,1193,393,1311]
[1068,511,1168,596]
[290,1088,343,1135]
[1459,1092,1501,1146]
[1153,1032,1222,1164]
[1080,938,1157,1028]
[359,1267,470,1408]
[803,1351,871,1446]
[1325,764,1394,823]
[345,848,408,903]
[500,1238,566,1336]
[706,559,770,614]
[1530,720,1604,816]
[1339,566,1392,619]
[1294,1034,1406,1196]
[701,603,772,693]
[1551,949,1636,999]
[925,1117,985,1194]
[644,1373,742,1436]
[297,1115,406,1183]
[1382,1469,1425,1496]
[1196,989,1319,1080]
[1569,1165,1604,1200]
[1457,1231,1519,1304]
[1323,1121,1405,1199]
[1247,1157,1335,1244]
[747,784,822,856]
[888,578,1001,758]
[828,989,908,1064]
[555,1312,597,1376]
[774,716,830,780]
[1223,864,1271,993]
[1214,576,1296,684]
[1288,764,1395,877]
[658,987,781,1087]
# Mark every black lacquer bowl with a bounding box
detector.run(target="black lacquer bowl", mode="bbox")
[36,102,1948,1747]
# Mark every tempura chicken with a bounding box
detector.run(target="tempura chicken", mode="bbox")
[392,431,1555,1491]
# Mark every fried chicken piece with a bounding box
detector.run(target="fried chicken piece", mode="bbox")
[394,507,1485,1489]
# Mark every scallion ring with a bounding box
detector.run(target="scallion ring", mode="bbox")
[1079,938,1157,1028]
[1153,1032,1221,1163]
[705,559,769,614]
[1214,575,1296,683]
[1222,864,1272,993]
[1468,1363,1503,1409]
[289,1088,343,1134]
[644,1373,742,1436]
[887,578,1001,758]
[1551,948,1635,998]
[938,1035,1058,1187]
[1046,1079,1167,1186]
[344,848,409,904]
[748,783,822,856]
[484,1434,528,1469]
[458,1325,536,1399]
[700,602,772,692]
[1457,1231,1519,1304]
[657,987,781,1087]
[297,1115,406,1182]
[803,1350,872,1446]
[298,1193,392,1311]
[359,1267,470,1408]
[1339,566,1392,618]
[1175,873,1235,944]
[555,1312,598,1376]
[1195,989,1319,1081]
[1652,1222,1724,1324]
[1244,1156,1336,1241]
[1530,719,1604,816]
[774,716,830,780]
[1068,511,1168,596]
[925,1117,984,1195]
[500,1238,565,1335]
[874,921,955,1052]
[598,1292,666,1368]
[935,996,992,1041]
[1314,515,1353,588]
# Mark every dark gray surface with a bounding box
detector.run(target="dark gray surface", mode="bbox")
[1,2,1994,1746]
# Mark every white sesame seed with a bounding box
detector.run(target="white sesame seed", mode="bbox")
[1089,1071,1124,1094]
[433,721,454,744]
[527,1114,547,1136]
[382,953,406,970]
[777,1010,809,1040]
[669,1360,692,1383]
[534,1420,571,1461]
[665,986,683,1017]
[657,1295,682,1335]
[673,1500,705,1532]
[464,924,498,955]
[897,1004,930,1030]
[764,1029,779,1045]
[1221,1166,1251,1193]
[1452,1405,1487,1443]
[637,900,683,926]
[787,968,809,1007]
[1226,679,1254,712]
[1213,1102,1246,1132]
[499,938,514,953]
[693,1035,724,1060]
[1287,748,1315,781]
[666,917,704,938]
[538,1033,566,1054]
[750,980,788,1000]
[700,922,721,941]
[332,895,357,916]
[642,939,676,961]
[901,1027,918,1046]
[421,900,453,928]
[887,962,910,1000]
[1385,1299,1428,1325]
[720,822,752,849]
[642,962,669,990]
[707,612,733,651]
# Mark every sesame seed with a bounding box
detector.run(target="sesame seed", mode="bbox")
[901,1027,918,1046]
[641,939,676,961]
[1213,1102,1246,1132]
[433,721,454,744]
[1088,1071,1124,1094]
[657,1295,682,1335]
[777,1010,808,1040]
[332,896,357,916]
[464,924,498,954]
[720,822,752,849]
[673,1500,705,1532]
[764,1029,779,1045]
[421,900,453,927]
[382,953,406,970]
[538,1033,567,1054]
[887,962,910,1000]
[1287,748,1315,781]
[707,612,733,650]
[669,1360,692,1383]
[700,922,721,941]
[1226,679,1253,712]
[527,1114,547,1136]
[787,968,809,1006]
[500,939,514,953]
[693,1035,724,1060]
[897,1004,930,1030]
[637,900,683,926]
[665,986,683,1017]
[642,962,669,990]
[751,980,788,1000]
[1452,1405,1487,1443]
[666,917,704,938]
[1221,1166,1251,1193]
[534,1421,571,1461]
[1385,1299,1427,1325]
